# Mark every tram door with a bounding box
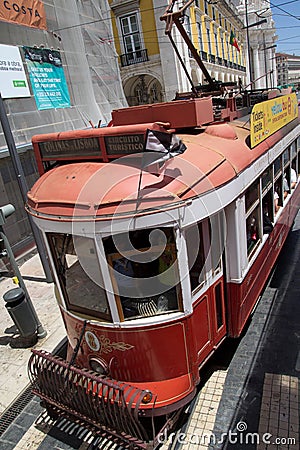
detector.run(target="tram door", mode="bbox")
[186,216,227,363]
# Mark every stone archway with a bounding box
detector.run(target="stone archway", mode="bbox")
[123,75,163,106]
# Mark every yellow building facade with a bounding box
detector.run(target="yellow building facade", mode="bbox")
[109,0,246,105]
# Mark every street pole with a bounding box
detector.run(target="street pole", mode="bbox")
[245,0,253,89]
[0,222,47,339]
[263,35,268,89]
[0,94,52,283]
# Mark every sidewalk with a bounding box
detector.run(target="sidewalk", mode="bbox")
[0,252,65,416]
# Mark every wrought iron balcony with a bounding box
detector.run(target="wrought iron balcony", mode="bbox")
[120,48,149,67]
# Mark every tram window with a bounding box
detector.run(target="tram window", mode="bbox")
[103,228,182,321]
[284,167,291,197]
[274,156,282,178]
[47,233,112,321]
[246,207,261,255]
[210,214,223,276]
[245,179,261,256]
[214,282,224,330]
[274,178,283,212]
[283,148,289,167]
[291,141,296,159]
[291,159,298,189]
[186,221,209,293]
[262,168,272,192]
[245,180,259,212]
[262,191,274,234]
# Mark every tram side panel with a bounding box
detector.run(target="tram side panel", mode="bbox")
[227,183,300,337]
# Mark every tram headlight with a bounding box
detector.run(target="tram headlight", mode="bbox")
[89,357,108,376]
[141,391,153,404]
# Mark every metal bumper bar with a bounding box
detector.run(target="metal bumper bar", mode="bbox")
[28,350,155,449]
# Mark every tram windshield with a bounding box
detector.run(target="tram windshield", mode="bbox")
[48,233,112,321]
[103,227,182,320]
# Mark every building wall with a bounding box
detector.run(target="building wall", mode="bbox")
[110,0,247,105]
[0,147,39,261]
[0,0,127,259]
[276,53,300,88]
[236,0,277,89]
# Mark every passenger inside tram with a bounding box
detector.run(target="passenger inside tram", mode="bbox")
[104,228,181,320]
[247,216,259,252]
[283,175,290,199]
[291,165,297,189]
[274,181,282,213]
[263,203,274,234]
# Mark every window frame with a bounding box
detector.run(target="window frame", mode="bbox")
[119,12,142,56]
[103,228,183,322]
[47,233,112,321]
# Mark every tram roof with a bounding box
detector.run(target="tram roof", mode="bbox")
[27,115,298,221]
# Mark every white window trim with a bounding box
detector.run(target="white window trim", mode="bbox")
[116,10,144,56]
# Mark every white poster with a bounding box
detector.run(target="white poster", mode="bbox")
[0,44,30,98]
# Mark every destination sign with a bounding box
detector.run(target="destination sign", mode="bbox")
[104,134,144,155]
[38,137,101,159]
[250,93,298,148]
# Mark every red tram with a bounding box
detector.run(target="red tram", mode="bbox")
[26,2,300,447]
[27,91,300,447]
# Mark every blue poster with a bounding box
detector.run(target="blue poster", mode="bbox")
[23,46,70,110]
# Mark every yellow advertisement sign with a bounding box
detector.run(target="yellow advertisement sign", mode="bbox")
[250,93,298,148]
[0,1,47,30]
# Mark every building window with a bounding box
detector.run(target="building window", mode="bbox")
[204,0,208,15]
[120,13,142,56]
[214,31,219,57]
[197,21,203,52]
[206,26,212,55]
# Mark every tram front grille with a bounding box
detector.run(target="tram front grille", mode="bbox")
[28,349,155,448]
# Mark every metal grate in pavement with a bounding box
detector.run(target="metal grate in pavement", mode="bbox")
[0,383,34,436]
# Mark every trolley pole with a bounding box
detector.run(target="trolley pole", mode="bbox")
[0,94,52,283]
[0,205,47,339]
